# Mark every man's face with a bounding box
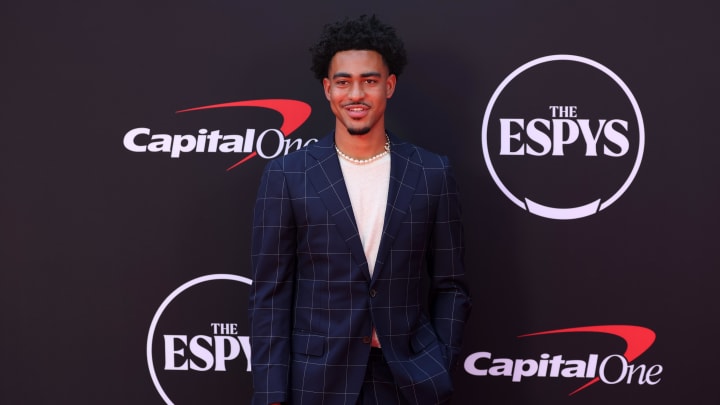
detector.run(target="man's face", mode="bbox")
[323,50,396,136]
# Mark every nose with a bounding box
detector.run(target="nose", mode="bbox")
[348,82,364,100]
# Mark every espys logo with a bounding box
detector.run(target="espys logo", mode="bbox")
[482,55,645,220]
[464,325,662,396]
[147,274,253,405]
[124,99,314,171]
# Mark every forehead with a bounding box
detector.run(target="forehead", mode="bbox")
[328,50,388,76]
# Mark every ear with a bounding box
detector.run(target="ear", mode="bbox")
[385,74,397,99]
[322,77,331,101]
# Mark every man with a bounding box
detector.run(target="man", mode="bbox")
[249,15,471,405]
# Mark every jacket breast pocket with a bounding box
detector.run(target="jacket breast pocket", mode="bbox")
[291,330,326,357]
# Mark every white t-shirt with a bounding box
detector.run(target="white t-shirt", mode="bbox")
[339,153,390,348]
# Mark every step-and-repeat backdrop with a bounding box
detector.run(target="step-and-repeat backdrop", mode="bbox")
[3,1,719,404]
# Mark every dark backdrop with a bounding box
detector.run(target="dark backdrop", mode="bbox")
[2,1,718,404]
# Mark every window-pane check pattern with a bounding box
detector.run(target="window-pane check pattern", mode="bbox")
[249,133,471,405]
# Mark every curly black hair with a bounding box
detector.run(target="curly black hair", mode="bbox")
[309,15,408,81]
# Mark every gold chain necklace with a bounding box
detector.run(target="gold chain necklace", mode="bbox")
[335,134,390,164]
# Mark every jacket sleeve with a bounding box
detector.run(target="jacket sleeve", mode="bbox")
[248,159,296,405]
[428,157,472,370]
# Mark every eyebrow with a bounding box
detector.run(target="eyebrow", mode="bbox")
[331,71,382,79]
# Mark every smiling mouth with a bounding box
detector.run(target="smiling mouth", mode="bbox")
[344,103,370,117]
[343,104,368,119]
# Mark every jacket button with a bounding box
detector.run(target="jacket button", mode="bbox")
[369,289,377,298]
[362,336,371,344]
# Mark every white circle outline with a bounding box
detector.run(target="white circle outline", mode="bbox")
[481,54,645,219]
[146,274,253,405]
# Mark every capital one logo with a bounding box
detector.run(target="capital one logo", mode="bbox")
[147,274,253,404]
[464,325,662,396]
[482,55,645,219]
[124,99,314,171]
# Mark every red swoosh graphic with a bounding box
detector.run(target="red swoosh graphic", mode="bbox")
[176,99,312,171]
[519,325,656,396]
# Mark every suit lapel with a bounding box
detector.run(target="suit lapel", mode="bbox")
[373,134,422,281]
[306,134,370,280]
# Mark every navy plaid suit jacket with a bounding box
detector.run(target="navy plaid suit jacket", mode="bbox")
[249,132,471,405]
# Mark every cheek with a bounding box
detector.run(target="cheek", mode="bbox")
[329,91,350,108]
[369,87,389,100]
[326,88,340,102]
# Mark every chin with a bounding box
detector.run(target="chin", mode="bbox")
[347,127,371,135]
